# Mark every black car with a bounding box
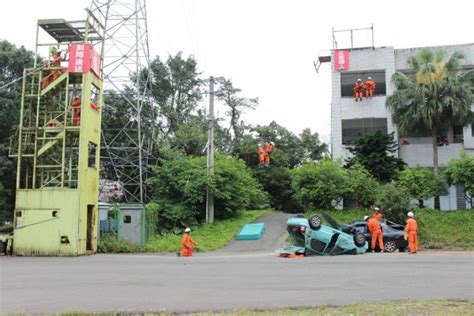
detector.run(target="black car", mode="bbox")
[322,213,408,253]
[343,219,408,252]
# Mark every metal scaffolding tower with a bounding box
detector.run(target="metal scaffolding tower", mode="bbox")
[90,0,155,204]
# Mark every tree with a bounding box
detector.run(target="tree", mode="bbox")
[150,53,202,135]
[146,153,268,232]
[299,128,329,161]
[397,167,443,207]
[0,40,35,222]
[376,183,410,223]
[387,48,474,209]
[347,164,381,208]
[216,79,258,144]
[445,152,474,207]
[291,159,349,210]
[251,121,328,168]
[253,166,302,212]
[345,131,405,182]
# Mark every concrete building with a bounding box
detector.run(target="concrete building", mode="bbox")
[330,43,474,210]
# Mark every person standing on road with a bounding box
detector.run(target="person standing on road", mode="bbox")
[180,227,197,257]
[372,207,383,220]
[365,215,384,253]
[405,212,418,254]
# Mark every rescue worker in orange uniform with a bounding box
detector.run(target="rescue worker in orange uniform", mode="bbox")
[405,212,418,254]
[365,215,384,253]
[180,227,197,257]
[364,76,376,99]
[353,78,365,102]
[258,145,266,165]
[264,141,274,166]
[71,97,81,126]
[372,207,383,220]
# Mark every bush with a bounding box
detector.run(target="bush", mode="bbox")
[397,167,443,207]
[147,153,268,232]
[97,235,142,253]
[253,166,302,212]
[445,152,474,206]
[347,164,381,208]
[376,183,410,223]
[292,159,349,210]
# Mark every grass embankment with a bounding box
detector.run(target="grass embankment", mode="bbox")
[192,300,474,316]
[60,300,473,315]
[98,210,271,253]
[305,208,474,251]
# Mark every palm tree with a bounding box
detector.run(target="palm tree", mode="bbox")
[387,49,474,209]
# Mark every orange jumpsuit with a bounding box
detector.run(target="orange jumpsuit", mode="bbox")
[368,217,384,251]
[258,146,265,165]
[264,142,273,165]
[353,82,365,101]
[405,218,418,254]
[180,233,197,257]
[372,212,383,220]
[71,97,81,126]
[364,79,375,98]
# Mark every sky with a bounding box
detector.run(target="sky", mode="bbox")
[1,0,473,144]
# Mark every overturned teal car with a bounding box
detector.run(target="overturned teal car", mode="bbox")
[277,214,368,256]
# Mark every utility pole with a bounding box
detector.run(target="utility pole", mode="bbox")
[206,76,215,223]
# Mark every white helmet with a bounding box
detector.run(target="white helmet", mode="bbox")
[270,141,275,145]
[184,227,191,233]
[363,216,369,221]
[374,207,380,211]
[407,212,414,218]
[357,78,362,82]
[368,76,372,80]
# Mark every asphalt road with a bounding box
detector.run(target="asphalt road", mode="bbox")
[1,252,473,313]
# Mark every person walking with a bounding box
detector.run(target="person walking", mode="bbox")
[405,212,418,254]
[180,227,197,257]
[365,215,384,253]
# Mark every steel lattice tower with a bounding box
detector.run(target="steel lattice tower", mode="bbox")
[90,0,155,204]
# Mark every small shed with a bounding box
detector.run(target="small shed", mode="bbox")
[98,203,145,245]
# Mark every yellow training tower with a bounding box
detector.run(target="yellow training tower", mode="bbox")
[10,10,105,255]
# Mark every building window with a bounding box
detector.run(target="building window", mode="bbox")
[123,215,132,224]
[91,84,99,104]
[342,118,387,145]
[88,142,97,168]
[340,71,386,97]
[453,125,464,143]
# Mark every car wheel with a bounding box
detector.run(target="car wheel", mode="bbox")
[353,232,366,247]
[384,240,397,253]
[308,215,322,230]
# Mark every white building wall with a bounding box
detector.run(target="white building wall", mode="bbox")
[330,43,474,211]
[330,51,343,159]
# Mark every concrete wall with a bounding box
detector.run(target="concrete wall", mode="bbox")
[395,44,474,70]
